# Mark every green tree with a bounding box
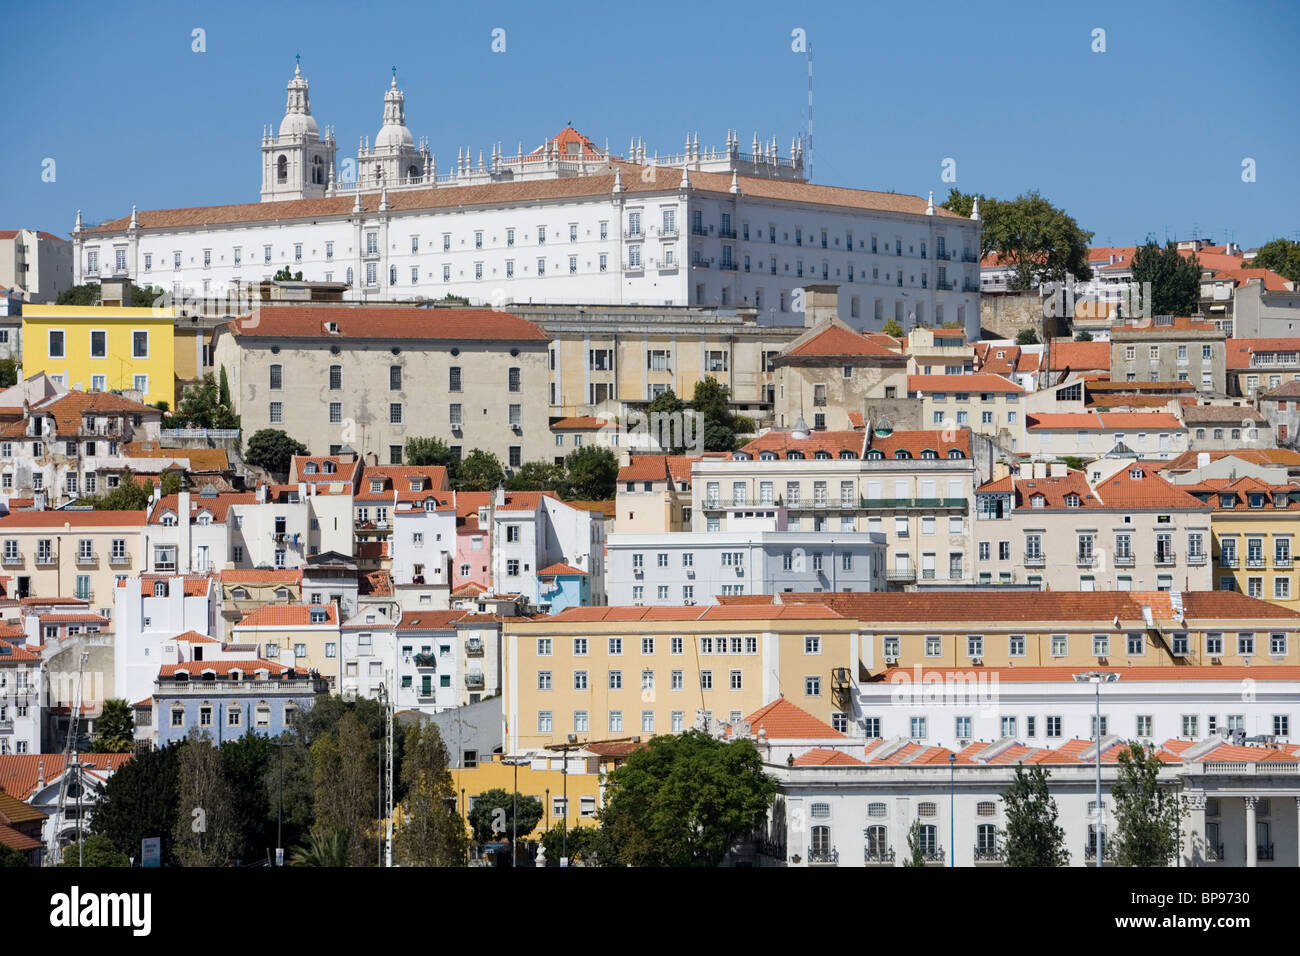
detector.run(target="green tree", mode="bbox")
[273,267,304,281]
[564,446,618,500]
[598,731,776,867]
[1015,328,1040,345]
[91,699,135,753]
[55,284,164,307]
[160,470,184,496]
[220,732,276,864]
[467,787,545,846]
[881,318,905,338]
[944,188,1094,290]
[539,820,606,865]
[1074,330,1094,342]
[0,844,29,867]
[218,366,232,408]
[1250,238,1300,284]
[174,734,240,866]
[692,377,742,452]
[81,472,153,510]
[506,460,566,494]
[0,357,17,388]
[1130,240,1201,317]
[405,436,460,479]
[57,832,130,867]
[290,826,352,867]
[167,372,239,430]
[1001,765,1070,866]
[645,387,688,453]
[903,820,926,867]
[393,722,468,867]
[311,712,376,867]
[1110,741,1182,867]
[244,428,308,477]
[130,285,167,308]
[455,449,505,491]
[90,743,180,864]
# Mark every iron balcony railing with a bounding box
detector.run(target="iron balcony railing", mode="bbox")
[973,844,1006,863]
[807,848,839,865]
[863,846,895,863]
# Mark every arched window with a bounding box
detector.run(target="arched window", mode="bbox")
[760,451,777,461]
[345,267,353,285]
[839,451,857,459]
[407,164,420,181]
[917,823,938,857]
[311,155,325,185]
[324,461,337,474]
[947,449,965,459]
[814,450,831,460]
[866,449,884,460]
[228,670,242,682]
[976,823,999,857]
[810,825,832,860]
[231,588,248,600]
[153,581,167,597]
[424,498,437,512]
[787,451,805,461]
[305,461,318,474]
[893,449,912,460]
[276,155,288,184]
[921,449,938,459]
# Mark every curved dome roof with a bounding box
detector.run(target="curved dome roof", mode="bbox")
[279,110,320,140]
[374,121,414,150]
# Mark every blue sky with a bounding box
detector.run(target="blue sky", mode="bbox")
[6,0,1298,249]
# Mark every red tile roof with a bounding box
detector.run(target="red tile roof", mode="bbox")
[1181,404,1266,424]
[786,324,905,359]
[0,642,40,662]
[137,575,213,597]
[0,754,133,801]
[397,610,467,630]
[219,568,303,584]
[617,454,703,485]
[355,465,451,504]
[879,665,1300,683]
[1027,411,1184,431]
[160,659,288,678]
[1092,464,1210,509]
[538,562,587,576]
[29,390,161,438]
[739,430,868,459]
[536,604,842,623]
[1225,337,1300,369]
[983,469,1103,509]
[908,373,1023,393]
[0,822,43,852]
[229,305,549,342]
[234,604,339,627]
[869,428,972,459]
[792,748,864,766]
[551,417,608,430]
[124,443,229,472]
[1049,341,1110,371]
[149,492,255,524]
[0,510,147,528]
[744,698,844,739]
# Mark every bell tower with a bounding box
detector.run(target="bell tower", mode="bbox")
[261,57,337,202]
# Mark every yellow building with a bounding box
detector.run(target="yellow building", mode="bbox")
[503,603,860,751]
[1184,476,1300,612]
[449,747,632,839]
[21,304,176,407]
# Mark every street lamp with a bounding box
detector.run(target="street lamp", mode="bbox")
[1073,671,1120,867]
[948,752,956,868]
[501,754,529,867]
[544,733,583,865]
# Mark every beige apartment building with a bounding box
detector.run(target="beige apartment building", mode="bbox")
[695,427,981,587]
[1109,316,1227,394]
[0,229,74,303]
[973,463,1213,591]
[784,590,1300,672]
[0,510,145,615]
[615,454,702,534]
[905,325,972,375]
[1023,411,1188,460]
[213,304,551,469]
[909,373,1026,452]
[230,603,342,687]
[502,602,860,750]
[511,303,801,420]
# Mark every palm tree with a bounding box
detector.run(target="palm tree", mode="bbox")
[91,699,135,753]
[290,827,353,867]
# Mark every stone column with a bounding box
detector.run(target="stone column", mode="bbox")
[1184,794,1207,867]
[1245,796,1258,868]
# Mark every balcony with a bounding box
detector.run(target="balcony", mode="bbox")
[1076,554,1096,568]
[417,684,438,699]
[465,639,484,657]
[1219,555,1239,568]
[1024,554,1045,567]
[863,846,895,865]
[1277,556,1293,568]
[1257,843,1274,861]
[1,554,23,568]
[718,227,737,240]
[1114,554,1135,567]
[718,261,738,272]
[807,848,839,866]
[690,256,712,269]
[961,252,979,263]
[691,225,708,237]
[1247,557,1266,569]
[412,652,437,668]
[1187,553,1207,565]
[75,552,97,566]
[886,567,916,583]
[921,569,936,580]
[660,225,679,238]
[623,228,643,239]
[35,555,57,566]
[1206,843,1225,862]
[0,719,13,734]
[109,552,131,566]
[1155,553,1176,567]
[465,673,485,688]
[919,847,945,865]
[963,281,979,293]
[1083,842,1116,864]
[973,844,1006,864]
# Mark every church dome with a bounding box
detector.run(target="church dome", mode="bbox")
[280,110,319,140]
[373,74,414,151]
[279,62,319,140]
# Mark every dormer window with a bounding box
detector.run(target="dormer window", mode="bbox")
[866,450,884,460]
[324,461,337,474]
[310,608,327,624]
[894,450,912,460]
[947,449,965,459]
[839,451,856,459]
[1064,493,1081,508]
[1249,494,1265,508]
[921,449,938,459]
[787,451,805,460]
[1275,494,1289,509]
[228,669,242,681]
[153,581,167,597]
[305,462,318,474]
[409,479,424,491]
[231,587,249,600]
[196,511,212,526]
[1030,494,1046,509]
[370,479,384,493]
[1129,468,1144,479]
[759,451,777,461]
[424,498,437,512]
[1221,494,1236,509]
[275,587,290,600]
[814,450,831,460]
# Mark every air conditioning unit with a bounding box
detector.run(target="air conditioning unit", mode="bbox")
[511,424,521,433]
[1210,656,1222,665]
[972,657,983,666]
[685,570,695,578]
[884,655,899,666]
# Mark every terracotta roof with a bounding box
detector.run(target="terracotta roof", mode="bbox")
[786,323,904,359]
[1049,341,1110,371]
[0,642,40,662]
[1026,412,1184,431]
[123,443,229,471]
[355,465,451,504]
[159,659,288,678]
[739,430,867,459]
[617,454,702,484]
[583,740,647,759]
[150,492,255,524]
[780,590,1300,623]
[229,305,549,342]
[37,613,109,625]
[17,596,88,607]
[0,792,45,825]
[792,748,864,766]
[868,428,971,459]
[538,562,587,576]
[171,629,219,643]
[1209,267,1293,293]
[88,164,959,236]
[744,698,844,739]
[550,417,608,430]
[879,665,1300,683]
[1087,380,1194,392]
[1259,381,1300,399]
[0,754,132,801]
[1093,464,1212,509]
[1225,337,1300,369]
[397,610,467,630]
[291,455,361,483]
[0,822,43,852]
[908,373,1024,393]
[983,470,1103,509]
[1160,448,1300,471]
[0,510,146,528]
[451,581,488,597]
[28,390,160,437]
[537,604,842,623]
[219,568,303,584]
[1180,405,1266,424]
[234,603,339,627]
[1110,315,1221,334]
[137,574,212,597]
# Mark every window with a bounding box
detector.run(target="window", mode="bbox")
[805,676,821,697]
[537,711,553,734]
[48,330,65,358]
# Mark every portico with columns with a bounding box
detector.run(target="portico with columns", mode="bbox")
[1181,762,1300,866]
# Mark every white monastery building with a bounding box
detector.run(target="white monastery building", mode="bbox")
[72,62,983,338]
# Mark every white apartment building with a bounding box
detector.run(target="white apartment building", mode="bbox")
[0,639,42,755]
[112,573,218,708]
[73,64,982,339]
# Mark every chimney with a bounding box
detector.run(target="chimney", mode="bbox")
[801,283,839,329]
[1197,452,1210,469]
[1033,461,1047,479]
[1049,461,1067,478]
[257,482,269,504]
[177,490,192,573]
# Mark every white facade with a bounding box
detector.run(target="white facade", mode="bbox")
[112,573,217,707]
[0,644,42,755]
[389,504,456,605]
[605,529,886,605]
[72,66,981,338]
